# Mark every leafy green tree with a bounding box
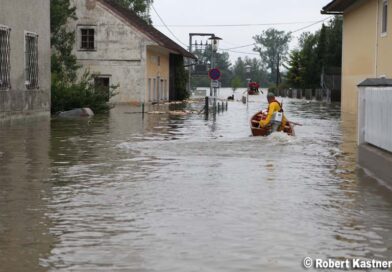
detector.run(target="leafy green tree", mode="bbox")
[112,0,153,23]
[285,16,343,90]
[232,57,246,86]
[285,50,305,88]
[253,28,291,86]
[191,45,232,88]
[231,76,242,92]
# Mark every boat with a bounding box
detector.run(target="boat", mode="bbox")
[247,82,261,95]
[250,111,295,136]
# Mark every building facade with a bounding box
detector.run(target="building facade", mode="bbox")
[322,0,392,115]
[0,0,51,120]
[69,0,195,104]
[323,0,392,184]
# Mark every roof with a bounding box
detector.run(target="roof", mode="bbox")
[98,0,196,59]
[321,0,358,14]
[358,78,392,87]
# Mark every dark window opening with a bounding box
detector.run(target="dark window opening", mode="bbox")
[94,77,110,101]
[0,27,11,90]
[25,33,39,89]
[382,1,388,34]
[81,28,95,50]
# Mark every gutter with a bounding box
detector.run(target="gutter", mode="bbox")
[321,11,344,14]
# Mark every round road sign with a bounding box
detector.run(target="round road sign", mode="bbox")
[208,68,221,81]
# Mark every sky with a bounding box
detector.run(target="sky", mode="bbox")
[150,0,334,63]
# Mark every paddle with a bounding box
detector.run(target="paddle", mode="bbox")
[289,121,303,126]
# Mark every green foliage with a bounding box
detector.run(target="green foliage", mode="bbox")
[112,0,153,23]
[191,45,232,88]
[51,0,79,83]
[52,72,118,114]
[286,50,305,88]
[172,56,189,100]
[230,57,269,88]
[231,76,242,92]
[285,16,343,90]
[253,28,292,85]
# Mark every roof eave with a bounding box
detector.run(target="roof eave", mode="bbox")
[321,0,358,14]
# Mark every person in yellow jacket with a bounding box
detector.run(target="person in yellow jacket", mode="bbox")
[259,92,287,132]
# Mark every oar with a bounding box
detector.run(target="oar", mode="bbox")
[289,121,303,126]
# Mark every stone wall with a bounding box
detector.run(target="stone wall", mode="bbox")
[0,0,51,120]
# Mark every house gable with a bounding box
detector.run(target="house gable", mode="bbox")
[70,0,157,62]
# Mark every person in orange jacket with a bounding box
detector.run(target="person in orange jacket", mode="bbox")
[259,92,287,132]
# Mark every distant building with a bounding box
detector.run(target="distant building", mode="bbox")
[322,0,392,115]
[69,0,196,104]
[0,0,51,120]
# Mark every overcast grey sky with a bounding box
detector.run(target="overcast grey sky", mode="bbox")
[150,0,334,63]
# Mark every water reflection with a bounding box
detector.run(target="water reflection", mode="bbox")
[0,118,53,272]
[1,91,392,272]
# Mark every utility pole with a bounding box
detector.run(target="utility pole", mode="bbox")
[188,33,216,95]
[276,53,280,89]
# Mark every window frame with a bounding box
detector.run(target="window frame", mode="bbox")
[24,31,39,90]
[0,25,11,91]
[77,25,97,51]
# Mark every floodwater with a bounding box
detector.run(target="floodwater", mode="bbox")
[1,88,392,272]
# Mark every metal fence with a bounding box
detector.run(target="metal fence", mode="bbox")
[358,86,392,153]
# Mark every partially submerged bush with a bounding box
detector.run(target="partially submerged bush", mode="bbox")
[51,72,118,114]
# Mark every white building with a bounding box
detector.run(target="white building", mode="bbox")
[69,0,196,104]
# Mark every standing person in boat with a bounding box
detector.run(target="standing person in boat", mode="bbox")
[259,92,287,132]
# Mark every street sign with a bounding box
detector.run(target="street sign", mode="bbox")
[208,68,221,81]
[211,80,220,88]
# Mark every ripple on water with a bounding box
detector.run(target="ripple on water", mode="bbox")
[2,95,392,272]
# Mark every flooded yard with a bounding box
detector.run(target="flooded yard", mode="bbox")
[1,89,392,271]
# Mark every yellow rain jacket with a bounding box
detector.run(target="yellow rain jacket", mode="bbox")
[259,101,287,130]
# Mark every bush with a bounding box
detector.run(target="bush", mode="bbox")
[51,72,117,114]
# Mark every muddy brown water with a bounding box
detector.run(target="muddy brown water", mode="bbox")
[1,89,392,272]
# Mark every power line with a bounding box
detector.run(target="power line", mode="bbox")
[153,20,330,28]
[219,48,259,56]
[150,5,188,47]
[290,17,332,34]
[220,16,333,52]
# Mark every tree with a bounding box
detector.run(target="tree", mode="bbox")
[285,50,305,88]
[112,0,153,23]
[231,76,242,92]
[285,16,343,90]
[190,45,232,88]
[253,28,291,87]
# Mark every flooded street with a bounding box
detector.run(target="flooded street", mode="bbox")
[1,89,392,272]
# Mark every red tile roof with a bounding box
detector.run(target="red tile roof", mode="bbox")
[98,0,196,59]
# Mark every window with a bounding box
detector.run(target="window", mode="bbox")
[153,78,156,101]
[0,26,11,90]
[382,0,388,34]
[25,32,39,89]
[148,78,152,101]
[81,28,95,50]
[94,76,110,101]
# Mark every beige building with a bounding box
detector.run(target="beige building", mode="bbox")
[322,0,392,115]
[70,0,195,104]
[0,0,51,120]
